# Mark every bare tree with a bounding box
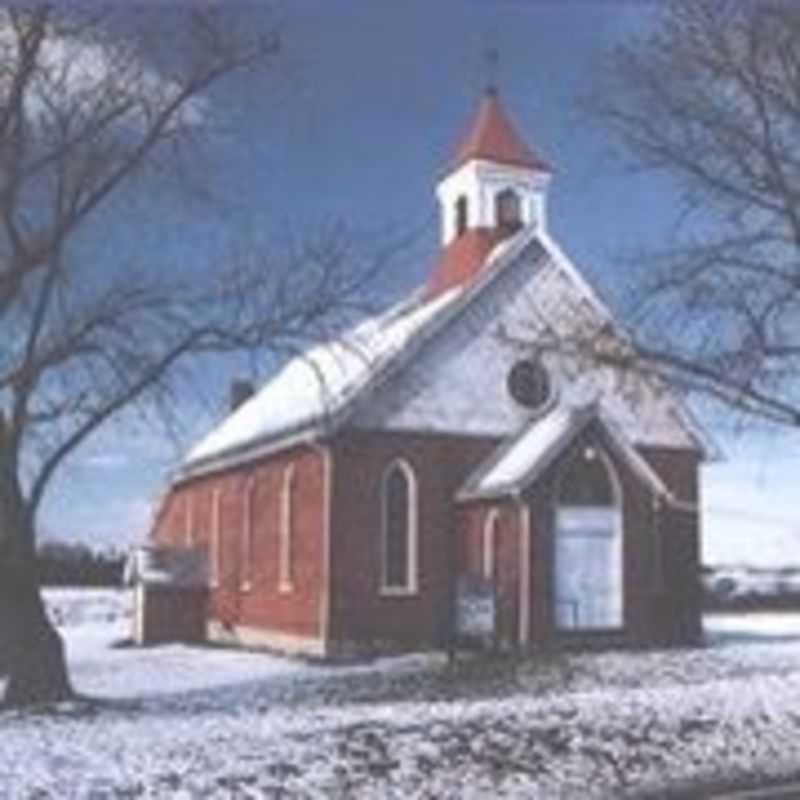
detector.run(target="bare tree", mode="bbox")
[0,5,383,707]
[569,0,800,428]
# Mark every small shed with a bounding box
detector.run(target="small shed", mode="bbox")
[126,546,208,644]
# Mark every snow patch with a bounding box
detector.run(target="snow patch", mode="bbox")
[5,592,800,797]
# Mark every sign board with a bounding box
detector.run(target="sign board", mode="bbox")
[456,574,496,637]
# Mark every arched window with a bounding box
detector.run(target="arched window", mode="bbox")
[279,465,295,592]
[495,188,522,230]
[210,488,221,587]
[559,446,616,506]
[381,460,418,593]
[455,195,468,237]
[184,492,194,547]
[240,477,255,591]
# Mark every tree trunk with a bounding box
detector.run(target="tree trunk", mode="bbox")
[0,418,72,708]
[0,555,72,707]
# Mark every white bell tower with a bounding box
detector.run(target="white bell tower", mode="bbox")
[436,88,552,248]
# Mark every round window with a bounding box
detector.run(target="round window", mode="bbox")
[507,359,552,410]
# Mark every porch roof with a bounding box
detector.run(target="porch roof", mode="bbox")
[456,403,671,503]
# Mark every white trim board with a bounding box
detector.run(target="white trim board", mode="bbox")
[207,621,328,658]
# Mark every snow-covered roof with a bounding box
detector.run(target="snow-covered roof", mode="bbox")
[177,220,713,482]
[178,226,541,480]
[182,286,464,473]
[457,403,671,503]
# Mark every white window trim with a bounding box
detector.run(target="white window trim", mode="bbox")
[210,488,221,588]
[278,465,295,593]
[380,459,419,597]
[240,477,255,592]
[184,492,194,547]
[483,509,499,581]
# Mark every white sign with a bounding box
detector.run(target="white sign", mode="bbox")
[457,575,496,637]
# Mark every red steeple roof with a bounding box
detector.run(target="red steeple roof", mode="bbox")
[451,88,551,173]
[427,227,508,298]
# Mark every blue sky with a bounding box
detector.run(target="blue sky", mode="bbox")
[41,1,800,566]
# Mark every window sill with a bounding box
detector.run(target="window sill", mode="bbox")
[278,583,294,595]
[379,586,418,598]
[240,582,252,594]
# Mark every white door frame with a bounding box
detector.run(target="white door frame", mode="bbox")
[553,448,624,632]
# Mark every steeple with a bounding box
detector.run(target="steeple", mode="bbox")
[429,87,552,296]
[451,89,550,173]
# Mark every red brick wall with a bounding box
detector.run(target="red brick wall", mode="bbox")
[151,491,189,550]
[458,502,492,577]
[150,426,701,652]
[640,446,703,644]
[641,446,700,504]
[327,429,499,651]
[152,444,328,643]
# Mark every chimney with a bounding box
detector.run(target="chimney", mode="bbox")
[229,379,254,412]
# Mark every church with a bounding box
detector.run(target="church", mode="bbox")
[135,86,711,656]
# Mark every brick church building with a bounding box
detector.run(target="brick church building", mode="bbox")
[136,87,711,656]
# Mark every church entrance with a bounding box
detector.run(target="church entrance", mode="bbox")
[553,446,623,631]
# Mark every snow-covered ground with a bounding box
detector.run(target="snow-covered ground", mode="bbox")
[706,610,800,642]
[3,591,800,798]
